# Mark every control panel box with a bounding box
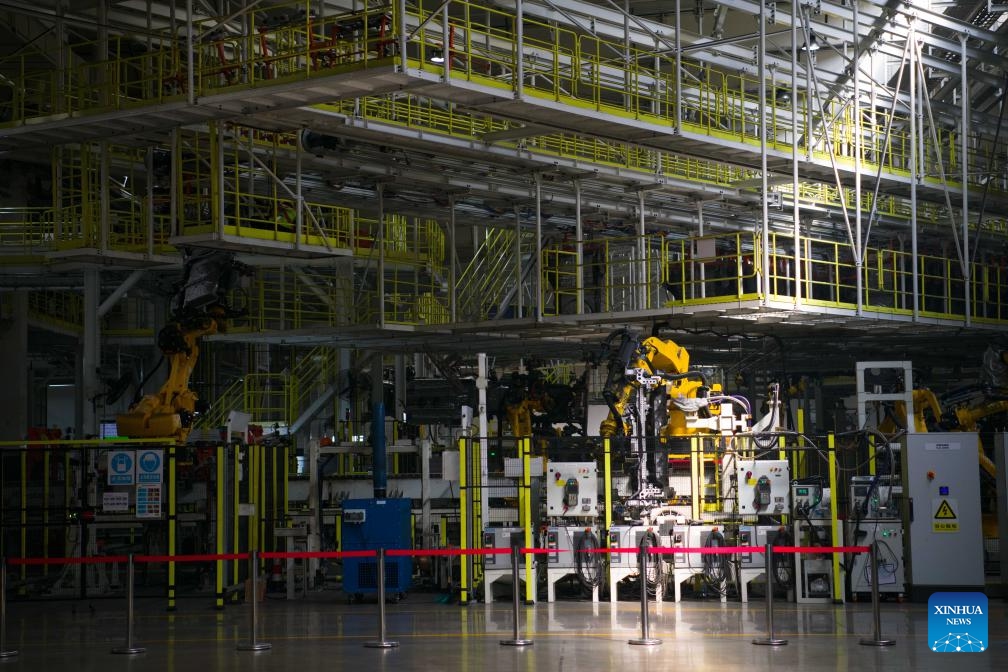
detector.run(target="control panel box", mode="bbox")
[482,526,525,568]
[608,525,655,566]
[542,526,599,569]
[546,461,598,517]
[792,484,832,519]
[736,525,785,569]
[849,475,902,520]
[722,458,790,515]
[847,521,905,594]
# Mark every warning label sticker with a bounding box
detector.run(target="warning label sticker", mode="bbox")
[933,498,959,533]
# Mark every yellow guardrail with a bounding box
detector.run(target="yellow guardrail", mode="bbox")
[1,0,1000,203]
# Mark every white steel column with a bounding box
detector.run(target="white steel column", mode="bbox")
[909,22,919,320]
[515,0,524,98]
[961,35,971,326]
[99,143,109,252]
[674,0,681,133]
[759,0,770,300]
[514,205,523,317]
[853,0,863,316]
[477,353,489,538]
[791,0,801,305]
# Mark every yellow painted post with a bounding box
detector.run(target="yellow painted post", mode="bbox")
[168,444,177,611]
[827,433,842,603]
[232,445,240,592]
[215,445,225,610]
[458,437,468,604]
[868,433,877,476]
[796,408,806,479]
[522,437,534,604]
[603,439,612,535]
[690,437,701,520]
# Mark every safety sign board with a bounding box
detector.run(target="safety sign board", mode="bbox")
[107,450,135,486]
[102,491,129,513]
[136,484,162,518]
[933,498,959,533]
[136,449,163,484]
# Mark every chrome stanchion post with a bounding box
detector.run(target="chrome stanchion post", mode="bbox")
[111,554,145,655]
[0,558,19,658]
[365,549,399,648]
[500,544,533,646]
[237,550,271,651]
[753,542,787,646]
[860,542,895,647]
[629,538,661,646]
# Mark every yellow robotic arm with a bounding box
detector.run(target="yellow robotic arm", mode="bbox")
[117,250,249,443]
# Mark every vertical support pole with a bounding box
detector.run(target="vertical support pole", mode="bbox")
[909,22,919,320]
[185,0,195,104]
[534,173,543,322]
[500,545,533,646]
[758,0,769,301]
[449,195,457,323]
[167,445,177,611]
[753,543,787,645]
[522,438,533,604]
[146,146,155,257]
[859,542,896,646]
[690,437,701,521]
[853,0,863,315]
[514,205,523,317]
[397,0,407,73]
[111,555,145,654]
[674,0,681,133]
[0,558,18,657]
[378,184,386,328]
[43,451,50,575]
[628,538,660,645]
[514,0,523,99]
[603,439,612,535]
[828,434,842,602]
[237,550,271,650]
[233,445,240,592]
[637,191,647,309]
[574,179,584,315]
[458,436,469,605]
[960,35,970,325]
[364,549,399,648]
[19,452,26,591]
[216,444,225,610]
[791,0,800,305]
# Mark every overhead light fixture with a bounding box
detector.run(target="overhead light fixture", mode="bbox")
[429,48,445,64]
[801,32,820,53]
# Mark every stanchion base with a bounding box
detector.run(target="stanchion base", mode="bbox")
[0,650,19,658]
[628,638,662,646]
[110,646,146,655]
[236,642,272,651]
[859,638,896,647]
[364,641,400,649]
[752,638,788,646]
[500,639,533,647]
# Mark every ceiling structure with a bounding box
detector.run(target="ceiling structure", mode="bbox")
[0,0,1007,386]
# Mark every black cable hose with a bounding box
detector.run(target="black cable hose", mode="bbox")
[575,530,604,589]
[701,530,728,596]
[771,527,794,590]
[638,531,664,596]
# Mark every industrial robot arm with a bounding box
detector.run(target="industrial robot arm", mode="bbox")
[117,250,251,442]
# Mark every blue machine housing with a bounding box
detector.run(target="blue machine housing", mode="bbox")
[340,498,413,598]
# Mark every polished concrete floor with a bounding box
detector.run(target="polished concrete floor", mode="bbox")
[1,592,1004,671]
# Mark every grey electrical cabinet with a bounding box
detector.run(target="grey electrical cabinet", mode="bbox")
[902,432,984,600]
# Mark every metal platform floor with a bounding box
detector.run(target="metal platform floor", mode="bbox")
[1,593,1004,671]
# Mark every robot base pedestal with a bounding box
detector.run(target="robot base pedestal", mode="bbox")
[546,568,599,603]
[671,567,726,603]
[484,569,525,604]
